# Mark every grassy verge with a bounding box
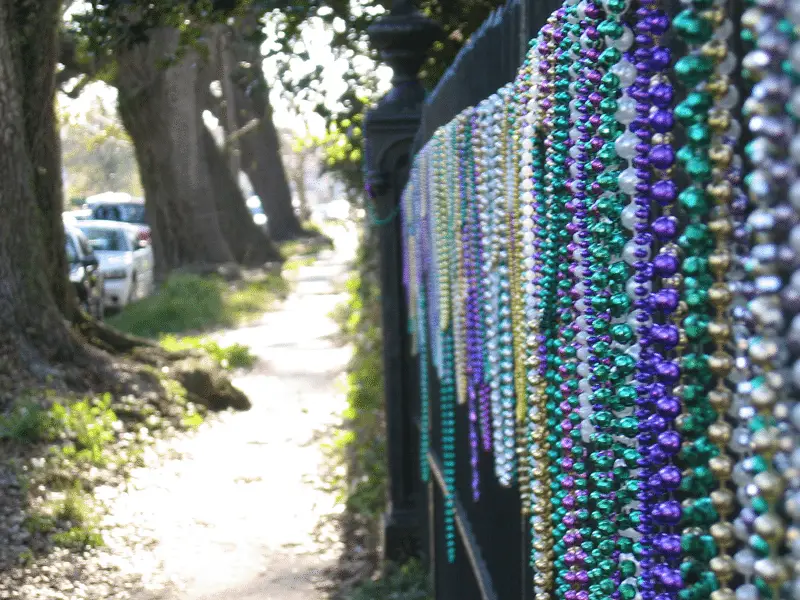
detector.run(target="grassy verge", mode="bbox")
[328,231,431,600]
[107,272,289,338]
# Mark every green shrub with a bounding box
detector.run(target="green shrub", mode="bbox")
[328,232,388,532]
[52,485,92,524]
[23,514,56,535]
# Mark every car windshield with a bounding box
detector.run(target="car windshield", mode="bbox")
[93,203,146,224]
[65,236,78,263]
[79,227,129,252]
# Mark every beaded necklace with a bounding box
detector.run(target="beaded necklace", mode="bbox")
[536,11,585,600]
[696,2,743,600]
[606,5,650,600]
[733,1,796,597]
[458,110,482,500]
[520,25,557,597]
[554,4,593,598]
[472,101,494,454]
[498,84,519,486]
[396,0,800,594]
[627,3,686,598]
[669,1,740,599]
[782,6,800,600]
[429,126,458,562]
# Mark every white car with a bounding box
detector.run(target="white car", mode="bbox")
[76,220,154,309]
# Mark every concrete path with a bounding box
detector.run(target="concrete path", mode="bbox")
[111,226,356,600]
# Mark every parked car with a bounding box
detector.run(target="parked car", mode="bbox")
[63,209,92,225]
[85,192,151,245]
[76,220,154,310]
[65,225,105,320]
[246,196,269,233]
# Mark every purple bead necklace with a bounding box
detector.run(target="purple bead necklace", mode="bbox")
[627,4,685,600]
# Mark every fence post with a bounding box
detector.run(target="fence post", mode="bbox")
[364,0,440,562]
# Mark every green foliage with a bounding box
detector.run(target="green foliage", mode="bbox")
[225,274,290,322]
[265,0,506,191]
[60,93,143,199]
[108,275,226,337]
[44,486,105,549]
[343,561,431,600]
[23,514,56,535]
[329,232,387,527]
[0,401,52,443]
[181,412,205,430]
[280,233,332,271]
[68,0,247,61]
[51,485,93,525]
[52,526,105,550]
[160,334,256,370]
[108,273,287,338]
[48,394,118,467]
[0,393,118,468]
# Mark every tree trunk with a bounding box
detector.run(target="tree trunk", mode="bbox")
[115,28,235,281]
[201,127,283,265]
[15,0,77,319]
[0,0,86,377]
[234,84,305,240]
[208,22,305,241]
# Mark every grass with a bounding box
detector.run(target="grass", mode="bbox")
[0,400,51,443]
[279,232,334,264]
[0,394,117,467]
[159,334,255,370]
[107,272,288,338]
[24,485,104,550]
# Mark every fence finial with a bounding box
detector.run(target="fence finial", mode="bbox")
[366,0,441,117]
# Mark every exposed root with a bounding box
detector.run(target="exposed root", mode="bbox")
[0,312,249,415]
[73,310,158,355]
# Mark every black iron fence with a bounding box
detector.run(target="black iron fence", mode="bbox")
[364,0,749,598]
[364,1,564,598]
[414,6,562,598]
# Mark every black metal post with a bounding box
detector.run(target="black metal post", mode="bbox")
[364,0,440,562]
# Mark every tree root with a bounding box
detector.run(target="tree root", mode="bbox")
[71,311,249,412]
[73,310,158,355]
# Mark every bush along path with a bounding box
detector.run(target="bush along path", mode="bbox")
[0,230,353,600]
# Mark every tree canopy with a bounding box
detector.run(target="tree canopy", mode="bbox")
[262,0,508,191]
